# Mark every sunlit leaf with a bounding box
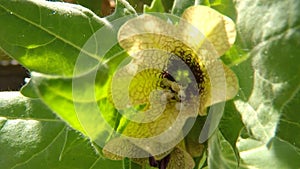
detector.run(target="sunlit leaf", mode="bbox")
[0,92,123,169]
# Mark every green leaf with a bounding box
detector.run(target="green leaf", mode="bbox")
[144,0,165,13]
[72,0,103,16]
[122,158,132,169]
[0,0,108,76]
[194,151,207,169]
[28,75,89,133]
[0,49,10,61]
[207,130,238,169]
[20,79,39,98]
[219,100,244,151]
[197,0,236,20]
[44,0,104,16]
[221,44,249,67]
[1,0,135,133]
[25,46,129,143]
[276,90,300,149]
[209,51,251,168]
[237,135,300,169]
[0,92,123,169]
[171,0,200,16]
[106,0,137,21]
[233,0,300,168]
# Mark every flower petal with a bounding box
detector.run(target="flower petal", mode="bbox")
[118,14,207,58]
[118,14,178,55]
[166,147,195,169]
[202,63,239,110]
[181,6,236,56]
[103,138,150,159]
[103,100,198,159]
[122,103,179,138]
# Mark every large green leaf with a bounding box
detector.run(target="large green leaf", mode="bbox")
[1,0,135,135]
[0,92,123,169]
[20,43,129,137]
[0,1,137,167]
[200,0,300,168]
[0,0,108,76]
[233,0,300,168]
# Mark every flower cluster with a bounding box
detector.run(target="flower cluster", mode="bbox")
[104,5,238,169]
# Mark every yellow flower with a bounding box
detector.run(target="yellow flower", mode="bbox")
[103,5,238,169]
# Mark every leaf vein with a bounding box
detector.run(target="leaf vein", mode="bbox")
[11,126,67,169]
